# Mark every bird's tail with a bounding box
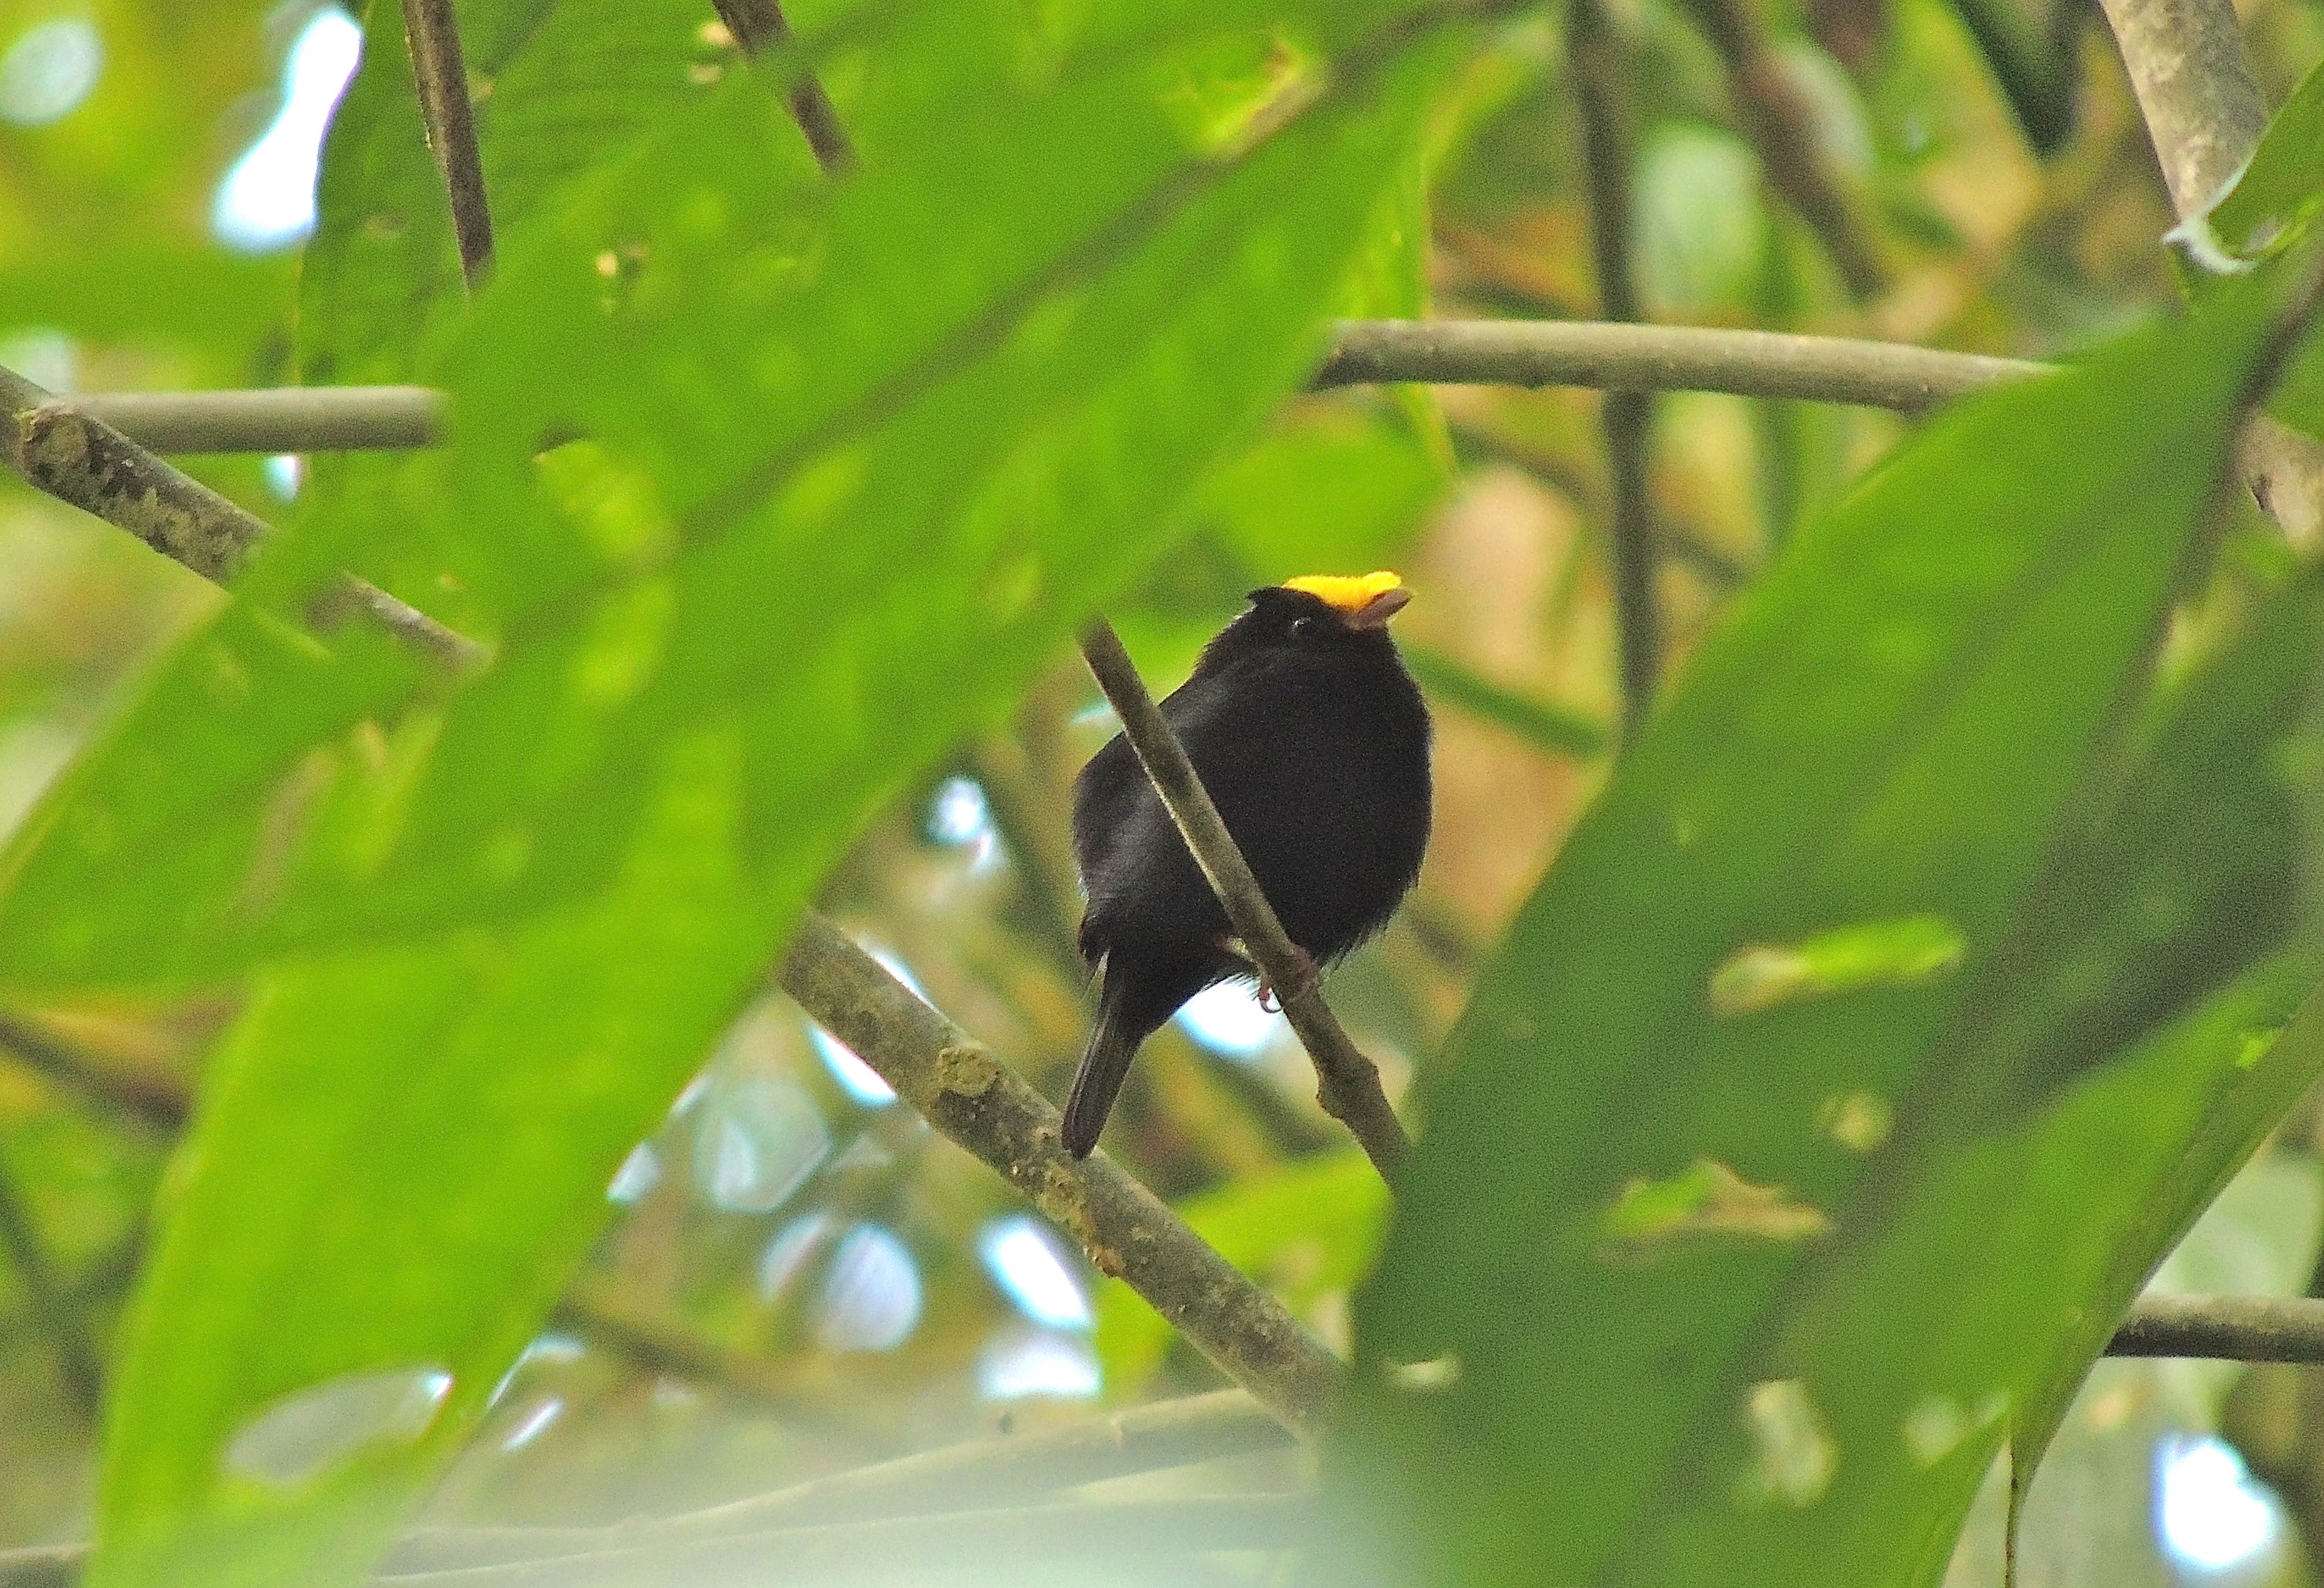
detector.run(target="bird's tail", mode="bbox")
[1062,969,1143,1159]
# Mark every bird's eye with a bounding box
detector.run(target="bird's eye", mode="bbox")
[1290,616,1317,637]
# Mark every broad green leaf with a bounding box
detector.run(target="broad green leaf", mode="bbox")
[1335,265,2309,1585]
[62,9,1478,1584]
[92,738,768,1587]
[298,0,741,389]
[2207,54,2324,258]
[2181,57,2324,438]
[0,1,1471,989]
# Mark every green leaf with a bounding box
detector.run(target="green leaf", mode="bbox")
[2181,57,2324,438]
[2207,55,2324,258]
[0,2,1471,991]
[54,8,1476,1584]
[1334,265,2309,1586]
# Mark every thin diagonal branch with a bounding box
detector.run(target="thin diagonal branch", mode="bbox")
[0,1158,101,1419]
[713,0,857,175]
[0,1012,189,1134]
[1675,0,1889,299]
[0,364,483,669]
[1570,0,1661,743]
[1075,621,1412,1181]
[400,0,494,287]
[778,912,1347,1429]
[381,1389,1288,1571]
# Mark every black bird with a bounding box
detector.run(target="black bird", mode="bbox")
[1063,572,1432,1158]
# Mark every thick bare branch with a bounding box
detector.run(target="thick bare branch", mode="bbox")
[1075,621,1411,1180]
[1316,319,2041,408]
[0,365,483,669]
[778,912,1346,1431]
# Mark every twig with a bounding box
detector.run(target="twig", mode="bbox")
[1074,621,1412,1181]
[385,1495,1315,1584]
[382,1389,1288,1570]
[62,325,2040,460]
[712,0,857,175]
[2,1496,1317,1588]
[1674,0,1889,298]
[56,386,446,454]
[1569,0,1661,742]
[0,364,483,670]
[4,376,1341,1446]
[0,1012,190,1135]
[1399,644,1611,760]
[0,1158,101,1419]
[399,0,494,286]
[652,1387,1287,1537]
[549,1275,816,1415]
[1323,320,2032,408]
[2107,1293,2324,1362]
[776,911,1346,1432]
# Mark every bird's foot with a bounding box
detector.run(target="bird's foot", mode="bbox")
[1257,946,1319,1013]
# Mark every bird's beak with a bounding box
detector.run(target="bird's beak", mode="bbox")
[1345,587,1410,630]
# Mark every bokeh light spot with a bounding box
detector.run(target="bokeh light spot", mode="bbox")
[212,7,361,251]
[978,1215,1091,1329]
[0,18,102,126]
[2156,1434,2279,1572]
[1175,980,1283,1060]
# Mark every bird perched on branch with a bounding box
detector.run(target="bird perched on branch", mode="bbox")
[1063,572,1432,1158]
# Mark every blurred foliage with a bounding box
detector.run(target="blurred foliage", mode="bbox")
[2,0,2324,1584]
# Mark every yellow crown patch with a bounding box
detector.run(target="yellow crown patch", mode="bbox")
[1281,571,1404,614]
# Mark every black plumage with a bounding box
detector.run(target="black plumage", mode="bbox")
[1062,576,1432,1158]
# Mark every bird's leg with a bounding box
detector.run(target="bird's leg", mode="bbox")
[1256,945,1319,1013]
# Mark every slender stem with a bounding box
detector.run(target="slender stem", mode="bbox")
[55,387,446,454]
[2107,1294,2324,1362]
[549,1276,815,1414]
[399,0,494,287]
[1674,0,1889,298]
[0,364,482,670]
[1074,622,1412,1181]
[777,912,1347,1432]
[3,1496,1319,1588]
[712,0,857,175]
[383,1389,1288,1571]
[0,1158,102,1419]
[0,1012,189,1134]
[1570,0,1661,743]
